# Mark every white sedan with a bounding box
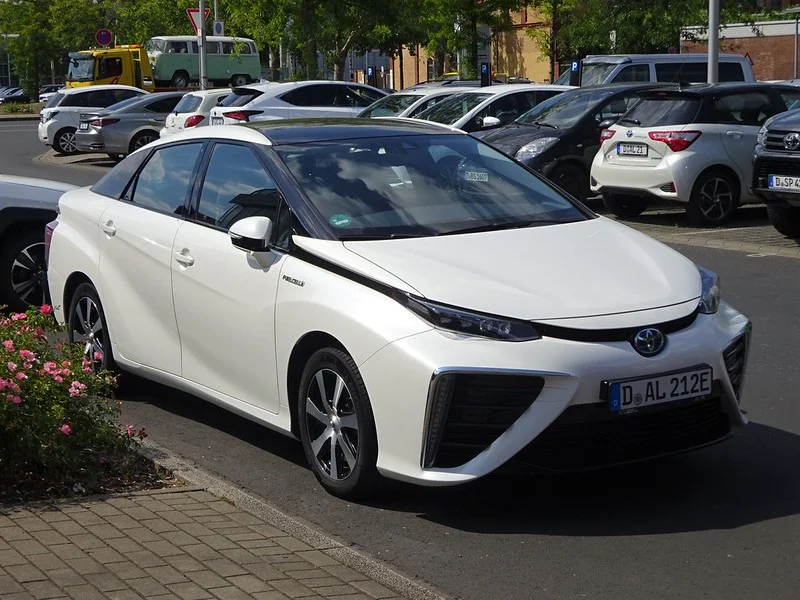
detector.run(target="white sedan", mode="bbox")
[46,119,751,499]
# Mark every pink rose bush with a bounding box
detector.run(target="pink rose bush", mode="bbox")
[0,305,146,492]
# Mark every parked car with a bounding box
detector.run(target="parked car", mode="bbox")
[357,86,475,119]
[160,89,231,138]
[208,80,388,125]
[38,85,149,155]
[751,108,800,237]
[74,91,185,157]
[38,84,64,104]
[590,82,800,225]
[0,175,76,311]
[46,118,751,499]
[476,84,671,202]
[554,53,755,86]
[413,84,573,133]
[0,88,31,104]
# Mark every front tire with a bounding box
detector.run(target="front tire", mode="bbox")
[602,193,647,218]
[297,347,379,499]
[54,127,78,155]
[170,71,190,88]
[687,171,739,226]
[230,74,250,87]
[549,163,587,202]
[67,283,115,372]
[0,230,48,311]
[767,205,800,238]
[128,131,159,154]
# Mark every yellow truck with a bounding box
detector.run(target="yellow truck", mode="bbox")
[65,45,155,91]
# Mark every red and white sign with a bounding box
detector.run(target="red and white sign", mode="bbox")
[186,8,211,35]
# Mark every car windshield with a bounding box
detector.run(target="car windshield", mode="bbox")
[517,88,615,128]
[621,94,701,127]
[580,63,618,86]
[146,38,166,53]
[67,53,95,82]
[415,92,492,124]
[277,134,587,240]
[359,94,421,118]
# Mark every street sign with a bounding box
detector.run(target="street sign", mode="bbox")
[186,8,211,35]
[213,20,224,36]
[95,29,112,47]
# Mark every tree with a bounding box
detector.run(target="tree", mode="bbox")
[0,0,59,96]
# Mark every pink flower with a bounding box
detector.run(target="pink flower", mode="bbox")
[61,360,71,367]
[7,362,16,372]
[6,394,21,405]
[93,352,103,361]
[53,375,64,383]
[0,379,7,390]
[59,424,71,435]
[22,362,32,370]
[40,305,53,315]
[126,425,135,437]
[19,350,35,361]
[83,367,92,374]
[68,381,87,397]
[15,372,27,381]
[10,313,26,321]
[8,381,20,394]
[2,340,14,351]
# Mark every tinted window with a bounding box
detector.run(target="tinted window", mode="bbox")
[348,85,384,104]
[111,89,141,104]
[467,92,540,132]
[281,85,338,107]
[622,94,701,126]
[711,92,773,126]
[277,134,586,240]
[517,87,616,128]
[219,88,263,107]
[612,64,650,83]
[146,96,182,113]
[91,150,149,199]
[62,93,90,108]
[196,144,279,230]
[597,93,638,121]
[45,93,65,109]
[174,94,203,113]
[130,143,203,214]
[778,90,800,111]
[359,93,420,118]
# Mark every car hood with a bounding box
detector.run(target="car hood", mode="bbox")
[767,107,800,129]
[477,123,562,156]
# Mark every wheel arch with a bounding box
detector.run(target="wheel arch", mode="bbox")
[62,271,94,318]
[0,208,57,246]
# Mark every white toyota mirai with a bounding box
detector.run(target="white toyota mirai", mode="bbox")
[46,118,752,499]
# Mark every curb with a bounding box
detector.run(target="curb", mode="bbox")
[0,113,40,121]
[36,149,115,170]
[139,438,455,600]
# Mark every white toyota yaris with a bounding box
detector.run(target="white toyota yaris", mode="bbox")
[46,118,752,499]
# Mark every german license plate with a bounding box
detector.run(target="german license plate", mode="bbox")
[211,116,224,125]
[617,143,648,156]
[607,366,713,412]
[768,175,800,191]
[79,122,88,130]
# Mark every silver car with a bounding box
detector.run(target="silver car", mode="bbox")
[74,91,186,157]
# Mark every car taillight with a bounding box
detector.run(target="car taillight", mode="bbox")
[44,220,58,266]
[648,130,702,152]
[600,129,616,141]
[184,114,205,128]
[223,110,262,122]
[88,118,120,127]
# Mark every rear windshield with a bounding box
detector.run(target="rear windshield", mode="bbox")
[173,94,203,114]
[621,95,701,127]
[219,88,263,108]
[45,93,65,109]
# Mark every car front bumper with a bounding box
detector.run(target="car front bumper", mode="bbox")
[359,302,751,486]
[752,152,800,207]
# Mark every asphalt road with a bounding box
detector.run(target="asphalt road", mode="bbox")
[4,126,800,600]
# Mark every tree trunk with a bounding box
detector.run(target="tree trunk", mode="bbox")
[550,0,560,82]
[399,44,404,89]
[300,0,318,79]
[333,53,347,81]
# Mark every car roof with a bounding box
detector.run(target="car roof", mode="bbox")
[186,88,231,98]
[60,85,148,96]
[151,35,255,43]
[249,117,461,145]
[583,53,748,64]
[638,82,796,96]
[394,86,477,97]
[447,83,573,95]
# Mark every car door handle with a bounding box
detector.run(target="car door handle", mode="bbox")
[726,130,744,139]
[173,250,195,266]
[101,221,116,236]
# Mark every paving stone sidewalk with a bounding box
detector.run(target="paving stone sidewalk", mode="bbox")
[0,488,409,600]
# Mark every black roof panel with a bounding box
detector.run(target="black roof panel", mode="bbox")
[248,118,461,145]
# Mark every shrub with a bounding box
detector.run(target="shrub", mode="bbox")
[0,305,147,496]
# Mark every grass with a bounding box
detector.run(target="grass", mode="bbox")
[0,102,44,115]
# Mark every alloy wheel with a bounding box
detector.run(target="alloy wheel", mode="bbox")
[58,131,77,154]
[133,135,157,150]
[10,242,47,307]
[697,177,734,222]
[304,368,360,481]
[71,296,106,366]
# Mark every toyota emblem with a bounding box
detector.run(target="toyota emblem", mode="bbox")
[632,328,666,357]
[783,132,800,150]
[626,130,633,138]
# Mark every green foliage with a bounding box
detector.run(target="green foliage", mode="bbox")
[0,305,145,492]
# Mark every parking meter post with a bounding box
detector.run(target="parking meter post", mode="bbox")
[707,0,719,83]
[199,0,208,90]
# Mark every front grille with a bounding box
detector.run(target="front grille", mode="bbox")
[427,373,544,468]
[510,394,730,471]
[755,157,800,180]
[723,328,750,400]
[765,130,800,152]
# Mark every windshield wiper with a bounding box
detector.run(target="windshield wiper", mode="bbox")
[617,117,641,125]
[527,120,558,130]
[338,232,432,241]
[439,219,568,236]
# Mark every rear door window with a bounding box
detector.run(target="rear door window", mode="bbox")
[45,93,65,108]
[777,89,800,111]
[622,94,702,126]
[281,85,337,107]
[711,91,774,126]
[146,96,182,113]
[111,89,141,104]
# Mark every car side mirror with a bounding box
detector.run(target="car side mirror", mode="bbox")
[482,115,502,128]
[229,216,273,253]
[598,118,617,130]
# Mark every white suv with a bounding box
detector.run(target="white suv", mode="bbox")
[38,85,148,155]
[590,83,800,225]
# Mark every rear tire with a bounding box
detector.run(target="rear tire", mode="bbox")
[170,71,190,88]
[67,283,116,373]
[602,193,647,218]
[549,163,587,202]
[687,170,739,226]
[0,230,48,311]
[297,347,380,500]
[128,131,159,154]
[54,127,78,155]
[767,205,800,238]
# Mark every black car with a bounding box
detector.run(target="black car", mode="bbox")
[475,83,673,202]
[0,88,31,104]
[752,107,800,237]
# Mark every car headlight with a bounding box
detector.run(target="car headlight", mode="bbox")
[399,294,541,341]
[756,125,767,147]
[698,266,720,314]
[515,137,558,162]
